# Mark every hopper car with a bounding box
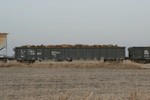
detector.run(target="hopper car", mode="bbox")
[14,45,125,63]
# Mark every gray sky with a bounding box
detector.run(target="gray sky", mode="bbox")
[0,0,150,56]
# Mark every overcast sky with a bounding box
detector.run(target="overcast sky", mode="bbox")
[0,0,150,56]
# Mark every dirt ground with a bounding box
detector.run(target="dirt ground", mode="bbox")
[0,66,150,100]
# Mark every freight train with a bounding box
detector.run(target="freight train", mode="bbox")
[13,44,150,64]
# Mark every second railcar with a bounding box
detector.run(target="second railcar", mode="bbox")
[128,47,150,63]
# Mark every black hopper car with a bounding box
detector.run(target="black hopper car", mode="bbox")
[128,47,150,63]
[14,45,125,63]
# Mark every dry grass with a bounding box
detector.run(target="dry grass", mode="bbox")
[55,92,150,100]
[0,66,150,100]
[0,60,143,69]
[0,61,28,67]
[10,91,149,100]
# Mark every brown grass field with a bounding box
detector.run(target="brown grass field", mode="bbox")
[0,60,143,69]
[0,61,150,100]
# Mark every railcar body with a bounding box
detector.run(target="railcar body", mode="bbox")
[128,47,150,63]
[14,45,125,63]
